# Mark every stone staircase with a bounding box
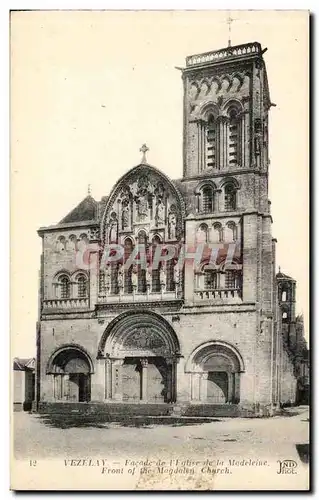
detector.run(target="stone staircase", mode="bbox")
[37,402,172,418]
[184,403,240,418]
[37,401,242,419]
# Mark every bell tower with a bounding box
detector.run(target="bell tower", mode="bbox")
[179,42,275,313]
[277,270,297,324]
[181,42,271,184]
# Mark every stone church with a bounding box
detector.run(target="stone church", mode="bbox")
[36,41,308,417]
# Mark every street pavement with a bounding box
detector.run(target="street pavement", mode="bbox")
[12,406,309,490]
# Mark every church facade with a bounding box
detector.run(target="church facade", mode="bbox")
[36,41,308,416]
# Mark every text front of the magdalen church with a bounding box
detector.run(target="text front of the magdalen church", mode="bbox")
[36,42,309,417]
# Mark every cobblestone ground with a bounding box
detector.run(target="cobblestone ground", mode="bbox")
[12,406,309,490]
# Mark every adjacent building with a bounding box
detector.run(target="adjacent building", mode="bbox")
[13,358,35,411]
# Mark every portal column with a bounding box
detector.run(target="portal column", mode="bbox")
[105,358,112,400]
[141,358,148,402]
[234,372,241,404]
[166,358,173,403]
[227,373,234,403]
[172,359,178,402]
[112,359,124,401]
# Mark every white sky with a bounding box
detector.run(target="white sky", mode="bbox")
[11,10,309,357]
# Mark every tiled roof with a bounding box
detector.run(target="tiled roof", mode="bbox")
[276,271,295,281]
[59,195,98,224]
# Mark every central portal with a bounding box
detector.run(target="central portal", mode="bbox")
[99,310,180,404]
[122,357,169,403]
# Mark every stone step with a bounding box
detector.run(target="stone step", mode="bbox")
[37,402,242,418]
[170,403,190,416]
[37,402,173,417]
[185,404,240,417]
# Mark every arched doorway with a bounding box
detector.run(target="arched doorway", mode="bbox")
[47,345,93,402]
[98,310,180,403]
[186,341,245,404]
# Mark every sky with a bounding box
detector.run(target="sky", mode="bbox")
[10,10,309,357]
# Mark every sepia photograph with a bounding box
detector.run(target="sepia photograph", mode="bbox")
[10,9,309,491]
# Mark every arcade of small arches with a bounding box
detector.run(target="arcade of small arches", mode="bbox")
[98,233,180,299]
[194,218,242,298]
[195,220,239,244]
[46,312,244,405]
[55,233,89,253]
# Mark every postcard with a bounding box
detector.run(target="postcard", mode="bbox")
[11,9,309,491]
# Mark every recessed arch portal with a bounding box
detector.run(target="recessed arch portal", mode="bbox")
[47,344,94,402]
[98,310,180,403]
[186,341,244,404]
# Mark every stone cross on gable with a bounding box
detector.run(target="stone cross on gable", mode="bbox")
[140,143,149,164]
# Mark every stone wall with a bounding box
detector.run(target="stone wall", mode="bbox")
[39,303,278,410]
